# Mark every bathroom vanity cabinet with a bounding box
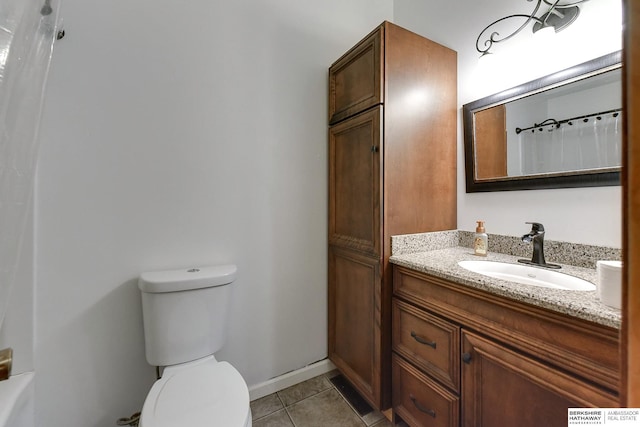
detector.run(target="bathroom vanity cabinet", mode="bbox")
[391,266,619,427]
[327,22,457,410]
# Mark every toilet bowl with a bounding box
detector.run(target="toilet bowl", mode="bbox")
[139,356,251,427]
[137,265,251,427]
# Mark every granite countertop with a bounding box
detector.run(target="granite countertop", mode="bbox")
[390,246,621,329]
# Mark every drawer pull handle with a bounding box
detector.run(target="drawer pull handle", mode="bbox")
[410,394,436,418]
[411,331,436,349]
[462,352,473,364]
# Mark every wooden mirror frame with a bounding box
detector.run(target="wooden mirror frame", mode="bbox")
[622,0,639,406]
[463,51,622,193]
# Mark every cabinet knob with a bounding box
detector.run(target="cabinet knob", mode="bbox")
[371,146,379,153]
[411,331,436,349]
[410,394,436,418]
[462,352,473,364]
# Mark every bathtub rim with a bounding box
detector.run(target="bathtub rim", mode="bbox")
[0,371,34,427]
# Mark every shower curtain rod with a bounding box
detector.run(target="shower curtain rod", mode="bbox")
[515,107,622,134]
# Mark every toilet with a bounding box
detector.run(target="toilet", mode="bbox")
[137,264,251,427]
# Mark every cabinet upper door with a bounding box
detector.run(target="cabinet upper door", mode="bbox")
[328,27,383,125]
[329,107,382,256]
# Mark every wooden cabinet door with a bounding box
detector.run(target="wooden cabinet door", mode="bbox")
[328,27,382,124]
[473,104,507,179]
[461,330,617,427]
[328,246,381,407]
[328,108,382,256]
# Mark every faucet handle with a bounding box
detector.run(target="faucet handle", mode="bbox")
[525,222,545,232]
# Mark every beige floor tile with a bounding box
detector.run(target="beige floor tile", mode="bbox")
[371,418,395,427]
[251,393,284,420]
[361,410,386,426]
[287,389,365,427]
[277,375,332,406]
[253,409,295,427]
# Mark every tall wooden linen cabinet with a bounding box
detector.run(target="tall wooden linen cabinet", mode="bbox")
[328,21,457,410]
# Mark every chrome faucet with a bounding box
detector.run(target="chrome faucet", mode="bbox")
[518,222,561,269]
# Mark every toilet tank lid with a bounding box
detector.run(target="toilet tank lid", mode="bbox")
[138,264,237,293]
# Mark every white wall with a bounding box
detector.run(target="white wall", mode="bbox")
[0,207,34,376]
[395,0,623,247]
[34,1,393,426]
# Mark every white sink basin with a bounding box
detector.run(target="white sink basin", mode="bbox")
[457,260,595,291]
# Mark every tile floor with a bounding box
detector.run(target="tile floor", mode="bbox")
[250,371,405,427]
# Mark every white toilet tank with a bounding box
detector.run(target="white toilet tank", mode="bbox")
[138,265,237,367]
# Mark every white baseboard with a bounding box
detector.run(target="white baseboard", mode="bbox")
[248,358,336,401]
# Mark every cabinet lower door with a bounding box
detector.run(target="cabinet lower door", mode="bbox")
[328,246,381,408]
[462,330,617,427]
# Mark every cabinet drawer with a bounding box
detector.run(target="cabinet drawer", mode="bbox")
[329,27,382,124]
[393,299,460,392]
[393,354,459,427]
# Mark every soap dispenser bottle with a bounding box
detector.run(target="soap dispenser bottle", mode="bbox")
[474,221,488,256]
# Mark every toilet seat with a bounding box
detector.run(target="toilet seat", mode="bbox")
[140,356,251,427]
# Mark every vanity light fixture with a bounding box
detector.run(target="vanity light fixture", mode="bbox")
[476,0,589,57]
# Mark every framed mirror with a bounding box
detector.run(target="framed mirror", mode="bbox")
[463,51,622,192]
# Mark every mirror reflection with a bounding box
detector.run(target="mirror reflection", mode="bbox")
[463,51,622,192]
[474,69,621,179]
